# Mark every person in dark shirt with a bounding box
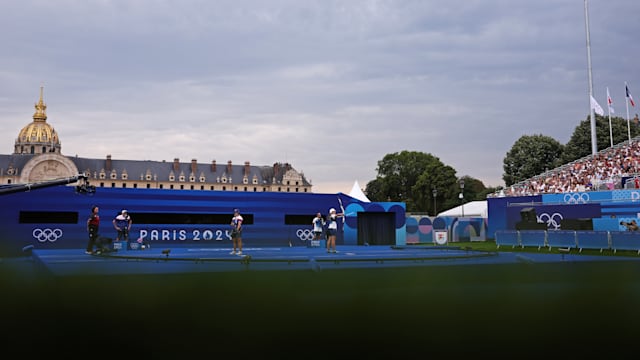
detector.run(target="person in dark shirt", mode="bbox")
[86,205,100,254]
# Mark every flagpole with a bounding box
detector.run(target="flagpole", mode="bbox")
[584,0,598,154]
[607,90,613,147]
[626,81,631,143]
[607,87,616,147]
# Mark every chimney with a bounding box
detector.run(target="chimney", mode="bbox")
[173,158,180,172]
[106,155,112,172]
[244,161,250,176]
[191,159,197,174]
[227,160,232,174]
[211,160,217,172]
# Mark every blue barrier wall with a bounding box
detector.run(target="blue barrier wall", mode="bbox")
[406,215,486,243]
[488,189,640,238]
[0,186,406,257]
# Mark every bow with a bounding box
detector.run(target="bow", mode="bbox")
[337,196,346,232]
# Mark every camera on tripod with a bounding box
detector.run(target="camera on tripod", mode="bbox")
[620,220,638,231]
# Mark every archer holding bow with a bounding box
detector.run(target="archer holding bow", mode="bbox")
[326,205,344,254]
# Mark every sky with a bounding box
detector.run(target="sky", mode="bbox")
[1,0,638,194]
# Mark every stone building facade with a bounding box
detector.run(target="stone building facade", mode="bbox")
[0,88,312,193]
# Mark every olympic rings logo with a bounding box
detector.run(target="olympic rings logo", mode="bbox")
[32,228,63,242]
[563,193,590,204]
[296,229,315,241]
[537,212,563,230]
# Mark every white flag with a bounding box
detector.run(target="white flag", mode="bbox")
[590,95,604,116]
[607,87,615,114]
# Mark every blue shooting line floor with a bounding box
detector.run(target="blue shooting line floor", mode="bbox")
[10,244,640,277]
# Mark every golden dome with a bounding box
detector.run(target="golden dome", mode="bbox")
[14,86,61,154]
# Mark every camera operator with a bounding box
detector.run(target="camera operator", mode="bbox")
[620,219,639,231]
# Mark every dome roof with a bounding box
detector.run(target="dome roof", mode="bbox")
[17,121,59,145]
[14,87,61,153]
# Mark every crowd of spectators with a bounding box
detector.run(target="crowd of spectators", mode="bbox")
[495,137,640,197]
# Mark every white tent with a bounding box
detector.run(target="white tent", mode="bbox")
[437,200,487,218]
[348,180,370,202]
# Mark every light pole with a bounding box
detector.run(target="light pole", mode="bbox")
[458,178,465,217]
[432,188,437,216]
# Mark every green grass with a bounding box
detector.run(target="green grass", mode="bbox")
[2,240,639,356]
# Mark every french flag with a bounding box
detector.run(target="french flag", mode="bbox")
[627,84,636,107]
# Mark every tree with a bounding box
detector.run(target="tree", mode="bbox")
[365,151,480,213]
[414,161,457,214]
[502,134,564,186]
[562,115,640,163]
[434,175,488,214]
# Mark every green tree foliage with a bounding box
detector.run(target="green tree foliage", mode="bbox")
[562,115,640,164]
[502,134,564,186]
[434,175,487,214]
[365,151,487,213]
[414,161,457,213]
[365,151,438,209]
